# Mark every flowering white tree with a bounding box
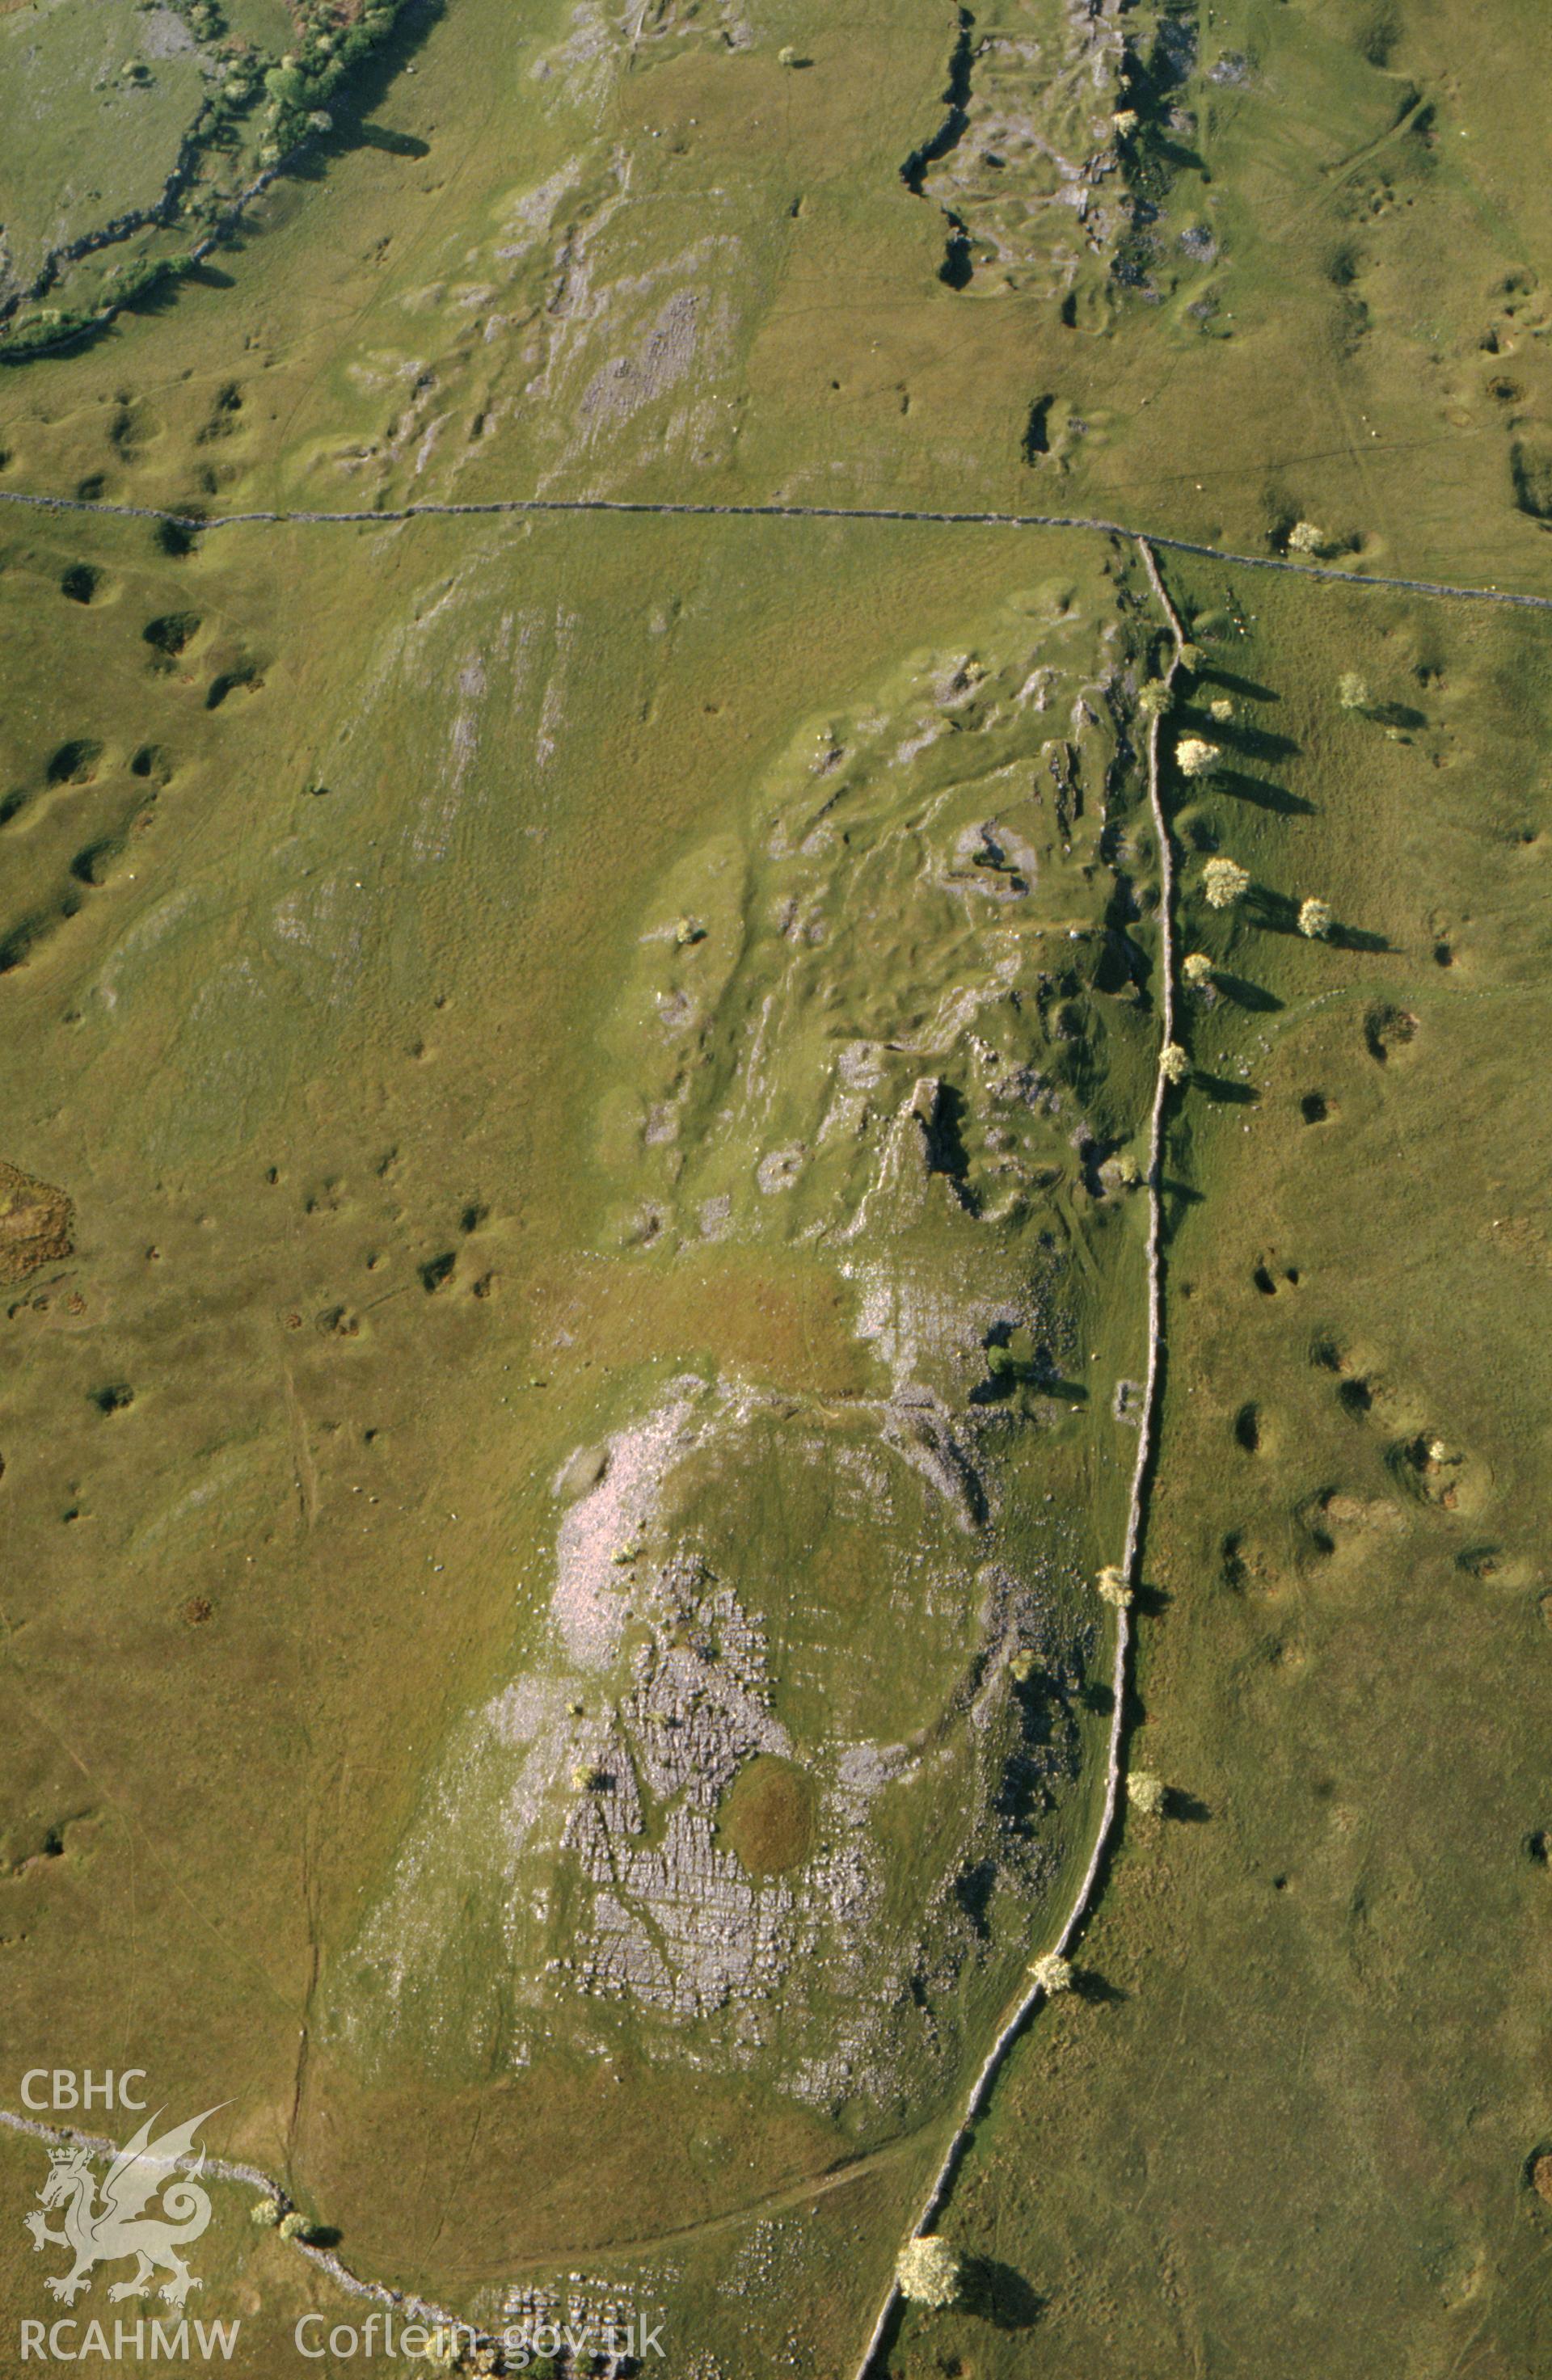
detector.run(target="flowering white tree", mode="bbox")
[1175,735,1220,778]
[1030,1950,1075,1994]
[1202,857,1250,909]
[896,2235,962,2307]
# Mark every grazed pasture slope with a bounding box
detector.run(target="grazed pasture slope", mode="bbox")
[0,2,1550,2376]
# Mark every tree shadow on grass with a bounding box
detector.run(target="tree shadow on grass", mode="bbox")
[116,271,188,326]
[1216,768,1314,817]
[1328,921,1390,953]
[355,122,432,156]
[1192,1072,1259,1105]
[1183,715,1300,765]
[1249,887,1300,933]
[960,2257,1048,2331]
[1212,971,1283,1013]
[1152,134,1208,174]
[1202,667,1280,703]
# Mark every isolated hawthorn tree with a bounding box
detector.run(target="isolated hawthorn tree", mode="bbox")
[896,2235,963,2307]
[1175,735,1220,778]
[1202,857,1250,908]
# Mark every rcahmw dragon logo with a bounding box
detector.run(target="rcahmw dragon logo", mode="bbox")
[25,2106,224,2307]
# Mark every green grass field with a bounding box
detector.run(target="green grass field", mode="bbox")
[1,2,1550,2375]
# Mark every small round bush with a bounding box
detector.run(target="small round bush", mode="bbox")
[249,2197,281,2228]
[1338,671,1370,710]
[1130,1770,1167,1818]
[277,2210,311,2241]
[1287,520,1328,556]
[1183,950,1214,987]
[1298,897,1334,940]
[1096,1565,1132,1609]
[1098,1151,1141,1194]
[1160,1042,1190,1085]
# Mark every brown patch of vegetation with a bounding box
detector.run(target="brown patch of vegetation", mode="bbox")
[0,1161,72,1285]
[1364,1004,1419,1063]
[716,1755,817,1876]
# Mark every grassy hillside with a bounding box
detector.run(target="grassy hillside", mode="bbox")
[0,493,1164,2361]
[1,3,1550,2375]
